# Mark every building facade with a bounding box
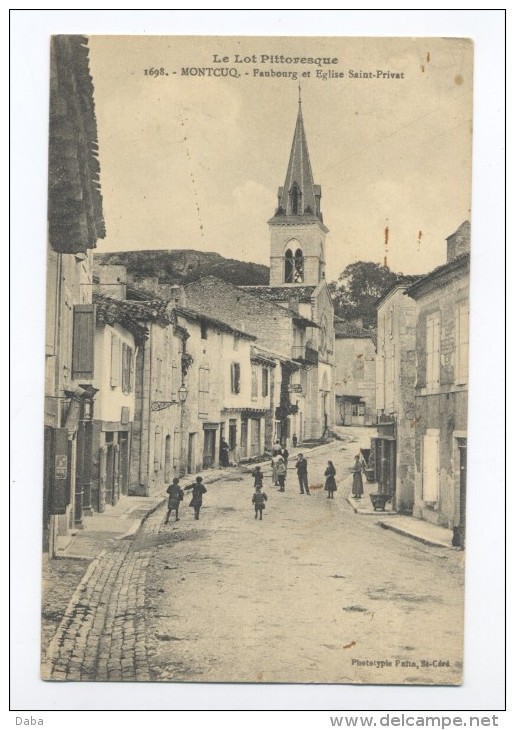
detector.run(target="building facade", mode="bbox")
[406,222,470,545]
[334,320,376,426]
[374,281,419,512]
[44,36,105,556]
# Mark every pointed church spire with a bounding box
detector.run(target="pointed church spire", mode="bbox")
[277,98,321,219]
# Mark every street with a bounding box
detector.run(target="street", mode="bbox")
[42,429,464,685]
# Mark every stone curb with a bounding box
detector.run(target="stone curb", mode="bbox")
[377,520,452,549]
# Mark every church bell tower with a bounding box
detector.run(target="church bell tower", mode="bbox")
[268,95,329,287]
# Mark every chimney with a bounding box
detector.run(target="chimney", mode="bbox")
[95,264,127,300]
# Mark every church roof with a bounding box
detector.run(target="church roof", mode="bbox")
[275,101,322,220]
[334,320,376,341]
[240,284,317,304]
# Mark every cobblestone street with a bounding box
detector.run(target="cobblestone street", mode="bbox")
[42,430,465,685]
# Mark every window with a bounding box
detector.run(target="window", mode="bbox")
[233,336,239,351]
[231,362,241,394]
[171,361,179,399]
[422,430,440,502]
[154,426,162,472]
[455,302,469,384]
[355,356,365,381]
[200,320,208,340]
[110,332,120,387]
[122,343,134,394]
[351,403,365,417]
[155,357,163,395]
[426,312,441,389]
[198,366,210,418]
[290,184,301,214]
[285,249,294,283]
[72,304,95,380]
[251,364,258,399]
[262,368,269,397]
[293,248,304,282]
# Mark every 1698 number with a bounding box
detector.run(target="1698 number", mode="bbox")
[144,67,168,77]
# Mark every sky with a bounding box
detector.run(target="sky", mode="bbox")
[88,35,473,282]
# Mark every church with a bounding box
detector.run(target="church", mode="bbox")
[185,97,335,445]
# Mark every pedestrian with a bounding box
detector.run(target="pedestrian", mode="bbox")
[252,484,268,520]
[276,455,287,492]
[185,476,207,519]
[165,477,184,523]
[220,438,230,467]
[252,465,264,488]
[296,453,310,495]
[292,434,298,448]
[324,461,337,499]
[350,455,364,499]
[280,444,289,468]
[271,452,280,486]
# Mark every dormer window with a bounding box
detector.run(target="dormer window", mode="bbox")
[290,183,301,215]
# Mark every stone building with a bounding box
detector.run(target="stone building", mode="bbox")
[334,319,376,426]
[44,36,105,557]
[405,222,470,545]
[90,295,147,512]
[374,278,419,512]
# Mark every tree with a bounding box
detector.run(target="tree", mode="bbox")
[329,261,400,329]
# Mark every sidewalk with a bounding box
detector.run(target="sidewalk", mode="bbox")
[344,473,455,549]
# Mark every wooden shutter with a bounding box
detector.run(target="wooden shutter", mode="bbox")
[234,363,241,394]
[422,430,440,502]
[426,313,440,388]
[251,364,258,399]
[375,355,385,410]
[456,303,469,384]
[72,304,95,379]
[262,368,269,397]
[110,332,120,387]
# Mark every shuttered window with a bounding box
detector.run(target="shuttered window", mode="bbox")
[231,362,241,394]
[171,362,179,399]
[122,343,133,394]
[110,332,120,387]
[455,303,469,385]
[375,355,385,411]
[198,366,210,418]
[422,430,440,502]
[426,312,440,389]
[262,368,269,397]
[251,364,258,399]
[72,304,95,380]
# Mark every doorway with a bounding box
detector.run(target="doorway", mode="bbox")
[164,434,172,483]
[203,429,217,469]
[187,433,196,474]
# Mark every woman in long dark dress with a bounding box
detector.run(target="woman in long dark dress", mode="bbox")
[324,461,337,498]
[219,438,230,467]
[351,455,364,499]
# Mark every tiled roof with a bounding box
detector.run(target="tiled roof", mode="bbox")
[240,285,317,303]
[374,275,423,308]
[175,306,256,341]
[334,321,376,340]
[113,298,173,323]
[404,253,470,298]
[94,295,149,344]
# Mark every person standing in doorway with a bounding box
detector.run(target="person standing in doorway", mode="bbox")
[292,434,298,448]
[276,455,287,492]
[351,455,364,499]
[220,438,230,467]
[324,461,337,499]
[165,477,184,523]
[185,476,207,519]
[296,453,310,495]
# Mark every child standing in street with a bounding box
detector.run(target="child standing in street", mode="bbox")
[252,484,268,520]
[165,477,184,523]
[252,465,264,489]
[185,476,207,520]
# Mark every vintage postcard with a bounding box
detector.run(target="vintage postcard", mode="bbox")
[41,35,472,685]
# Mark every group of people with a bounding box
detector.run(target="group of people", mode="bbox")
[164,447,366,524]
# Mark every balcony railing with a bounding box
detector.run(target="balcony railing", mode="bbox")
[292,344,318,365]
